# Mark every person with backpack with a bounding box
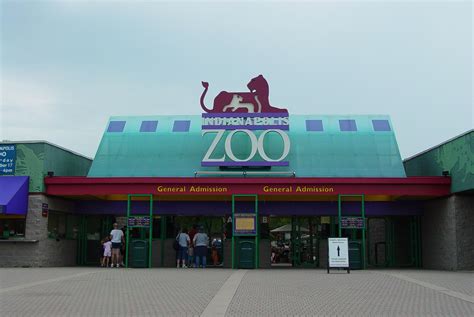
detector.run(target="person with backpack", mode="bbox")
[176,228,190,268]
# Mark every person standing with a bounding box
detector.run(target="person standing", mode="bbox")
[110,223,124,268]
[187,225,198,267]
[193,227,209,268]
[176,228,190,268]
[102,237,112,267]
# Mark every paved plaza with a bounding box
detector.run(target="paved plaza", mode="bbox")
[0,268,473,316]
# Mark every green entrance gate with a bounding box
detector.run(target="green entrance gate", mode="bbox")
[126,194,153,268]
[77,215,112,265]
[231,194,259,269]
[338,194,366,269]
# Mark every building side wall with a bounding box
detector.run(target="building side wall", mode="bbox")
[11,143,92,193]
[454,195,474,270]
[0,195,77,267]
[421,197,457,270]
[404,131,474,193]
[368,218,386,266]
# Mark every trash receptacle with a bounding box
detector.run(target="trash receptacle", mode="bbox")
[349,241,362,269]
[238,239,255,269]
[130,240,149,268]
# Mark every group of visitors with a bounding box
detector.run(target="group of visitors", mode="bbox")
[176,225,209,268]
[100,223,125,268]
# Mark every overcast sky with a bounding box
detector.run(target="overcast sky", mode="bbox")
[1,0,472,159]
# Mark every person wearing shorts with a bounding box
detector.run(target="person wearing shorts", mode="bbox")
[110,223,124,268]
[103,237,112,267]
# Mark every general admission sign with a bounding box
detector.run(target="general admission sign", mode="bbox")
[200,75,290,167]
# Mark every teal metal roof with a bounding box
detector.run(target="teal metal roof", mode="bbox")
[88,115,406,177]
[404,130,473,193]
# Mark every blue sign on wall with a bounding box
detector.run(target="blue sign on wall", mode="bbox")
[0,144,16,175]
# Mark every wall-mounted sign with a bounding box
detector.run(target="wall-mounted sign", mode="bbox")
[42,203,49,217]
[128,216,151,228]
[340,217,365,229]
[321,216,331,224]
[233,213,257,235]
[0,144,16,175]
[155,184,334,195]
[328,237,349,268]
[200,75,290,167]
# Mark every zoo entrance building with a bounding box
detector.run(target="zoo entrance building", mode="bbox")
[0,78,472,270]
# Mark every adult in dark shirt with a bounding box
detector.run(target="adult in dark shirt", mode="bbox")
[188,224,198,244]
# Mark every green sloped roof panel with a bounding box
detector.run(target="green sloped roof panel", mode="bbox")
[404,130,473,193]
[88,115,406,177]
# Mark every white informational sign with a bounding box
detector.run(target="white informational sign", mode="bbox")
[328,237,349,268]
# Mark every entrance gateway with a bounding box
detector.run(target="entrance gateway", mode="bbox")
[43,75,450,268]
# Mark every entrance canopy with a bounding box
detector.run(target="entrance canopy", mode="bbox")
[45,176,450,217]
[45,176,451,199]
[0,176,29,215]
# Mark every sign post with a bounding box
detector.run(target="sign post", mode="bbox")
[327,237,350,274]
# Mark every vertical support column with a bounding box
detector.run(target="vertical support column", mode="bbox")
[148,196,153,269]
[160,216,166,267]
[255,197,259,269]
[126,196,131,268]
[361,195,366,269]
[338,198,342,238]
[231,198,235,269]
[330,216,336,237]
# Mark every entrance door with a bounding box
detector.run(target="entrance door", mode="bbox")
[172,216,225,267]
[77,215,112,265]
[291,217,319,268]
[269,216,319,268]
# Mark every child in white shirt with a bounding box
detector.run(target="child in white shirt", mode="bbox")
[103,237,112,267]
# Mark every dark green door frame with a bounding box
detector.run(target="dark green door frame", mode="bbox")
[231,194,259,269]
[126,194,153,268]
[338,194,366,269]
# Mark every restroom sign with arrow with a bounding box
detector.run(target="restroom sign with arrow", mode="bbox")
[327,237,350,273]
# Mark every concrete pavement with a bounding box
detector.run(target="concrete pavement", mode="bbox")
[0,268,473,316]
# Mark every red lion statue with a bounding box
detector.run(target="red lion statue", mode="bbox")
[200,75,288,114]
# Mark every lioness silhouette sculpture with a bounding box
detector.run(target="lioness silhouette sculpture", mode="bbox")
[200,75,288,114]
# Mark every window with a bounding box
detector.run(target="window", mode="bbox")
[107,121,126,132]
[339,119,357,131]
[48,212,78,240]
[0,217,26,238]
[48,212,66,239]
[140,120,158,132]
[372,119,391,131]
[172,120,191,132]
[66,215,79,239]
[305,120,323,132]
